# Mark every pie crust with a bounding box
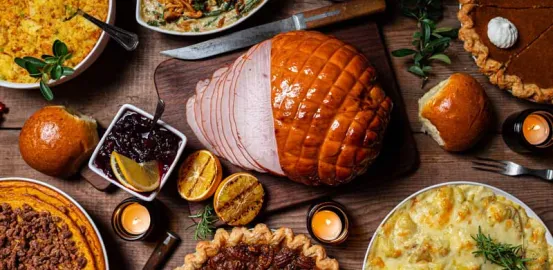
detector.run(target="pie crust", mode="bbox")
[458,0,553,103]
[175,224,339,270]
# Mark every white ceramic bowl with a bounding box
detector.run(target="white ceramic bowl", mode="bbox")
[88,104,187,201]
[0,1,116,90]
[362,181,553,269]
[0,177,109,269]
[136,0,268,36]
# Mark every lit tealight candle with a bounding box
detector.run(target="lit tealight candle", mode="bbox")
[311,210,343,241]
[121,203,151,235]
[523,113,551,145]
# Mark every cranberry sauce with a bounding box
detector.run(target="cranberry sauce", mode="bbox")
[94,110,181,180]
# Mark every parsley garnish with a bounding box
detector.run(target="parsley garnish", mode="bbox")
[391,0,458,88]
[14,40,74,101]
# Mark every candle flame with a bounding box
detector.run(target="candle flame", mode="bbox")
[325,219,331,225]
[133,217,141,225]
[531,124,542,131]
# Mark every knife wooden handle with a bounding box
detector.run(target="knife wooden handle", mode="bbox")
[303,0,386,30]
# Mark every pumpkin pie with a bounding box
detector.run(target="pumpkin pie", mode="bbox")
[459,0,553,103]
[175,224,339,270]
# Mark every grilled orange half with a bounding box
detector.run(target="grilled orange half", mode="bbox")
[177,150,223,202]
[213,172,264,226]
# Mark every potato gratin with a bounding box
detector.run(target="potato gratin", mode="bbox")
[366,185,553,269]
[0,0,108,83]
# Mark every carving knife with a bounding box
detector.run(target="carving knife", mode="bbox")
[161,0,386,60]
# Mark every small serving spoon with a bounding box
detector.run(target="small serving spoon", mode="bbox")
[149,67,166,136]
[66,9,139,51]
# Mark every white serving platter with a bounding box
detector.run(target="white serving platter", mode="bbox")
[362,181,553,269]
[136,0,268,36]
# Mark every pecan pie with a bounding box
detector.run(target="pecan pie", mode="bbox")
[458,0,553,103]
[175,224,339,270]
[0,180,106,270]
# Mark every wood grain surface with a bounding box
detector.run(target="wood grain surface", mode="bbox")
[154,20,418,220]
[1,0,553,269]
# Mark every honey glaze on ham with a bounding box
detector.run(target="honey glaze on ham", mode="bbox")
[186,31,392,186]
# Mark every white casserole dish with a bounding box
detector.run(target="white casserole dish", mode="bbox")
[362,181,553,269]
[0,0,116,90]
[135,0,268,36]
[88,104,187,201]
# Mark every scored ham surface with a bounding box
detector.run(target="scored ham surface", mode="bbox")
[186,31,392,186]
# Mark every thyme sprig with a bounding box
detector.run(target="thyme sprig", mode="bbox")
[188,204,219,240]
[472,226,532,270]
[14,40,74,101]
[391,0,458,88]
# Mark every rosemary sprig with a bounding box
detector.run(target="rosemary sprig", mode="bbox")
[188,204,219,240]
[14,40,74,101]
[472,226,532,270]
[391,0,458,88]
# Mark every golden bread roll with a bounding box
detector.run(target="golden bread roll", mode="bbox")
[419,73,491,152]
[271,31,393,185]
[19,106,99,177]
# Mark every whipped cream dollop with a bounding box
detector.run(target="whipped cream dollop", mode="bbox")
[487,17,518,49]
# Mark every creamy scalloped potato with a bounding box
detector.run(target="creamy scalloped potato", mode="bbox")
[0,0,108,83]
[366,185,553,270]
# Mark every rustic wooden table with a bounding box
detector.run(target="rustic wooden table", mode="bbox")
[1,0,553,269]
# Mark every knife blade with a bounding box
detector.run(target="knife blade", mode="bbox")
[161,0,386,60]
[161,16,302,60]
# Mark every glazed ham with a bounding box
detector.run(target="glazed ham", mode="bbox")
[186,31,392,186]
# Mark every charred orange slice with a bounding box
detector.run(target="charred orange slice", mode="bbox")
[177,150,223,202]
[213,172,264,226]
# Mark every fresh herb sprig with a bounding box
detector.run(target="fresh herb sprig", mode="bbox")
[14,40,75,101]
[188,204,219,240]
[472,227,532,270]
[391,0,458,88]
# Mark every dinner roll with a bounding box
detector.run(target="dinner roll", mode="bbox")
[418,73,491,152]
[19,106,99,177]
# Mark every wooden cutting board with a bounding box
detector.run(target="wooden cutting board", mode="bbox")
[154,20,419,220]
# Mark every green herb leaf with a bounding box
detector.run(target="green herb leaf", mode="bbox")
[24,62,42,78]
[41,54,54,59]
[422,66,432,72]
[434,27,454,33]
[39,80,54,101]
[43,63,54,75]
[51,65,63,80]
[62,67,75,76]
[392,49,417,57]
[53,40,68,57]
[147,20,160,27]
[22,57,46,68]
[408,65,426,77]
[472,227,532,270]
[14,58,27,69]
[44,57,58,65]
[429,53,451,64]
[188,204,218,240]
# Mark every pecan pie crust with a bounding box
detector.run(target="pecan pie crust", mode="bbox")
[175,224,339,270]
[458,0,553,103]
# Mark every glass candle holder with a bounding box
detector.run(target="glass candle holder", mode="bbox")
[306,201,349,245]
[502,109,553,153]
[112,197,158,241]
